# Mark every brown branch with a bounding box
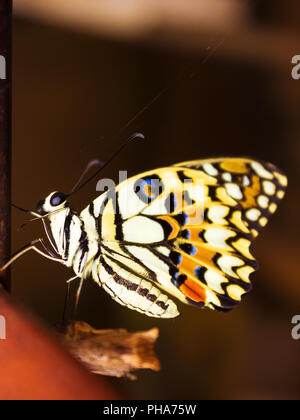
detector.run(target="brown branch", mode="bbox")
[0,0,11,291]
[59,321,161,379]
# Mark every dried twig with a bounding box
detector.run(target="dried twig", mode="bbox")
[59,321,161,379]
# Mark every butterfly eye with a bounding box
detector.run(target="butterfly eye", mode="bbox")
[36,199,47,215]
[50,192,66,207]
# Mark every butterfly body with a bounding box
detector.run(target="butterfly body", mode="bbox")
[35,158,287,318]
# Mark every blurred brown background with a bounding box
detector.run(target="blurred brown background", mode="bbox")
[12,0,300,399]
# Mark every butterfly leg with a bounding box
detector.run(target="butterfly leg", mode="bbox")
[0,238,62,271]
[72,277,84,320]
[62,275,79,322]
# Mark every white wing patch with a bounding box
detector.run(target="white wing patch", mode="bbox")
[204,227,235,250]
[122,216,165,243]
[118,178,146,219]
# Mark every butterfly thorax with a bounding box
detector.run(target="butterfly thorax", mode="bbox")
[48,207,91,276]
[37,191,101,279]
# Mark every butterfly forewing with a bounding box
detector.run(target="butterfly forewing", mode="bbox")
[174,158,288,238]
[81,158,287,317]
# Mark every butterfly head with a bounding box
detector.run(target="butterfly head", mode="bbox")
[36,191,69,216]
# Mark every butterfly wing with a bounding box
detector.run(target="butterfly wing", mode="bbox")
[86,158,287,318]
[174,158,288,238]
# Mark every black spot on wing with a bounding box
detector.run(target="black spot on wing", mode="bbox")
[173,274,187,288]
[173,212,188,226]
[156,300,169,311]
[134,175,163,204]
[170,250,182,266]
[177,170,193,184]
[97,197,109,239]
[178,229,190,239]
[155,217,174,239]
[186,298,205,308]
[212,294,240,311]
[194,266,207,284]
[179,243,196,255]
[165,192,177,213]
[114,193,124,241]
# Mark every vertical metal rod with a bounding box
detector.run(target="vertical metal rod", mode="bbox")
[0,0,11,291]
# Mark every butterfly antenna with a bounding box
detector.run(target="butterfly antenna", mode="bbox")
[68,132,144,196]
[12,203,31,213]
[112,88,169,141]
[12,203,40,219]
[69,159,104,195]
[67,43,223,198]
[109,51,218,143]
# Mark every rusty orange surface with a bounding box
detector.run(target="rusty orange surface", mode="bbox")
[0,289,120,400]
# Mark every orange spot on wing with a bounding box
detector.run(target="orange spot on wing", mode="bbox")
[188,228,203,243]
[157,215,180,240]
[180,278,206,302]
[143,183,156,198]
[240,175,260,209]
[179,250,216,275]
[220,160,248,173]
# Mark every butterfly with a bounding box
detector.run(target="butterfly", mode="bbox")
[4,157,287,318]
